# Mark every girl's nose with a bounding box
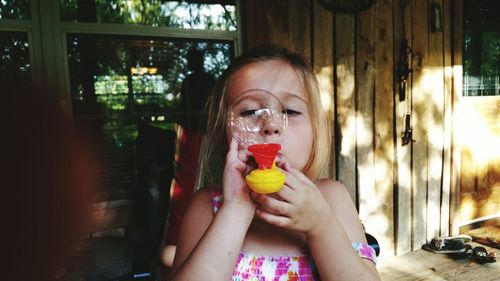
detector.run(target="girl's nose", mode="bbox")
[263,128,280,135]
[261,121,281,136]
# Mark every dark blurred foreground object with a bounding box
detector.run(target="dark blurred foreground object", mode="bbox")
[0,88,94,281]
[64,121,176,281]
[365,233,380,257]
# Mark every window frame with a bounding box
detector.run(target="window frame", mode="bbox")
[1,0,242,110]
[0,0,45,92]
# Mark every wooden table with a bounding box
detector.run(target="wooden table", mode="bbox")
[378,242,499,280]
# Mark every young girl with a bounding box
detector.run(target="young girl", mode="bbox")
[169,45,381,281]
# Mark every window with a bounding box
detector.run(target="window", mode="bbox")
[60,0,236,30]
[0,0,239,215]
[0,0,31,19]
[0,0,34,91]
[0,32,31,89]
[60,1,239,197]
[68,35,234,192]
[463,0,500,96]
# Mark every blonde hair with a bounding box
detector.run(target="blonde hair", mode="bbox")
[198,45,331,187]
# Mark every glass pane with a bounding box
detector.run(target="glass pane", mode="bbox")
[67,34,233,192]
[463,0,500,96]
[0,0,31,19]
[60,0,237,31]
[0,31,31,90]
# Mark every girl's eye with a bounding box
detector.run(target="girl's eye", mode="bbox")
[240,109,258,117]
[283,109,301,115]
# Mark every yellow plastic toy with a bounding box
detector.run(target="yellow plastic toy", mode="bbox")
[245,143,285,194]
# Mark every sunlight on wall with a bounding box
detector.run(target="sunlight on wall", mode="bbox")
[340,116,357,155]
[316,66,334,113]
[336,64,356,156]
[460,194,477,222]
[364,210,391,258]
[460,185,500,222]
[426,68,446,181]
[457,104,500,167]
[355,112,372,146]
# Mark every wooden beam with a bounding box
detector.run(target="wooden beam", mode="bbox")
[393,0,413,256]
[411,0,429,249]
[373,0,395,256]
[335,13,357,203]
[427,0,445,242]
[312,0,335,178]
[441,0,453,238]
[450,0,463,236]
[355,0,376,232]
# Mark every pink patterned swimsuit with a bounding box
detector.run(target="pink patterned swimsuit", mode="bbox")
[210,189,377,281]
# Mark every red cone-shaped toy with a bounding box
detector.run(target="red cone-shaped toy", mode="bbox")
[245,143,285,194]
[247,143,281,169]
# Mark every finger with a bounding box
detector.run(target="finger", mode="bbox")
[226,138,249,172]
[279,164,315,190]
[281,162,311,183]
[237,148,250,162]
[228,137,239,156]
[251,192,292,216]
[274,185,294,202]
[275,156,287,169]
[225,138,239,164]
[255,209,290,228]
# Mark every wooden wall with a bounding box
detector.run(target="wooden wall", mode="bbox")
[242,0,458,257]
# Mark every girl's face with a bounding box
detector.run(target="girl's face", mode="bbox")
[226,60,313,172]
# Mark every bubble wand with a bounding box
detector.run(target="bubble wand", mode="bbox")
[228,90,287,194]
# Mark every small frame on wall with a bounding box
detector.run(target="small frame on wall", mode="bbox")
[430,2,443,32]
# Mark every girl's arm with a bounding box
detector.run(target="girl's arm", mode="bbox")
[170,139,256,280]
[169,189,254,280]
[308,179,380,281]
[252,163,380,281]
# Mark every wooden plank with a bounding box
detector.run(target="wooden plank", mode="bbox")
[241,0,269,49]
[411,0,430,250]
[335,13,357,203]
[427,0,446,242]
[266,0,289,47]
[288,0,311,63]
[467,97,500,193]
[441,0,452,238]
[393,0,413,255]
[378,242,500,281]
[243,0,294,50]
[459,96,500,221]
[312,1,335,178]
[461,148,477,193]
[373,0,395,257]
[450,0,463,236]
[355,0,376,232]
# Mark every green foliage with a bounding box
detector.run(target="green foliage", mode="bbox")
[481,32,500,76]
[0,33,30,83]
[0,0,30,19]
[59,0,236,30]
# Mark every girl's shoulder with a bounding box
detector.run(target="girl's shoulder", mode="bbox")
[315,178,367,244]
[315,178,351,203]
[184,187,218,219]
[189,186,223,213]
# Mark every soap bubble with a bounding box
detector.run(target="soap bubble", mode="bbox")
[228,89,288,147]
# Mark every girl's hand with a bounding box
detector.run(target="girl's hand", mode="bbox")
[251,161,333,236]
[222,138,255,209]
